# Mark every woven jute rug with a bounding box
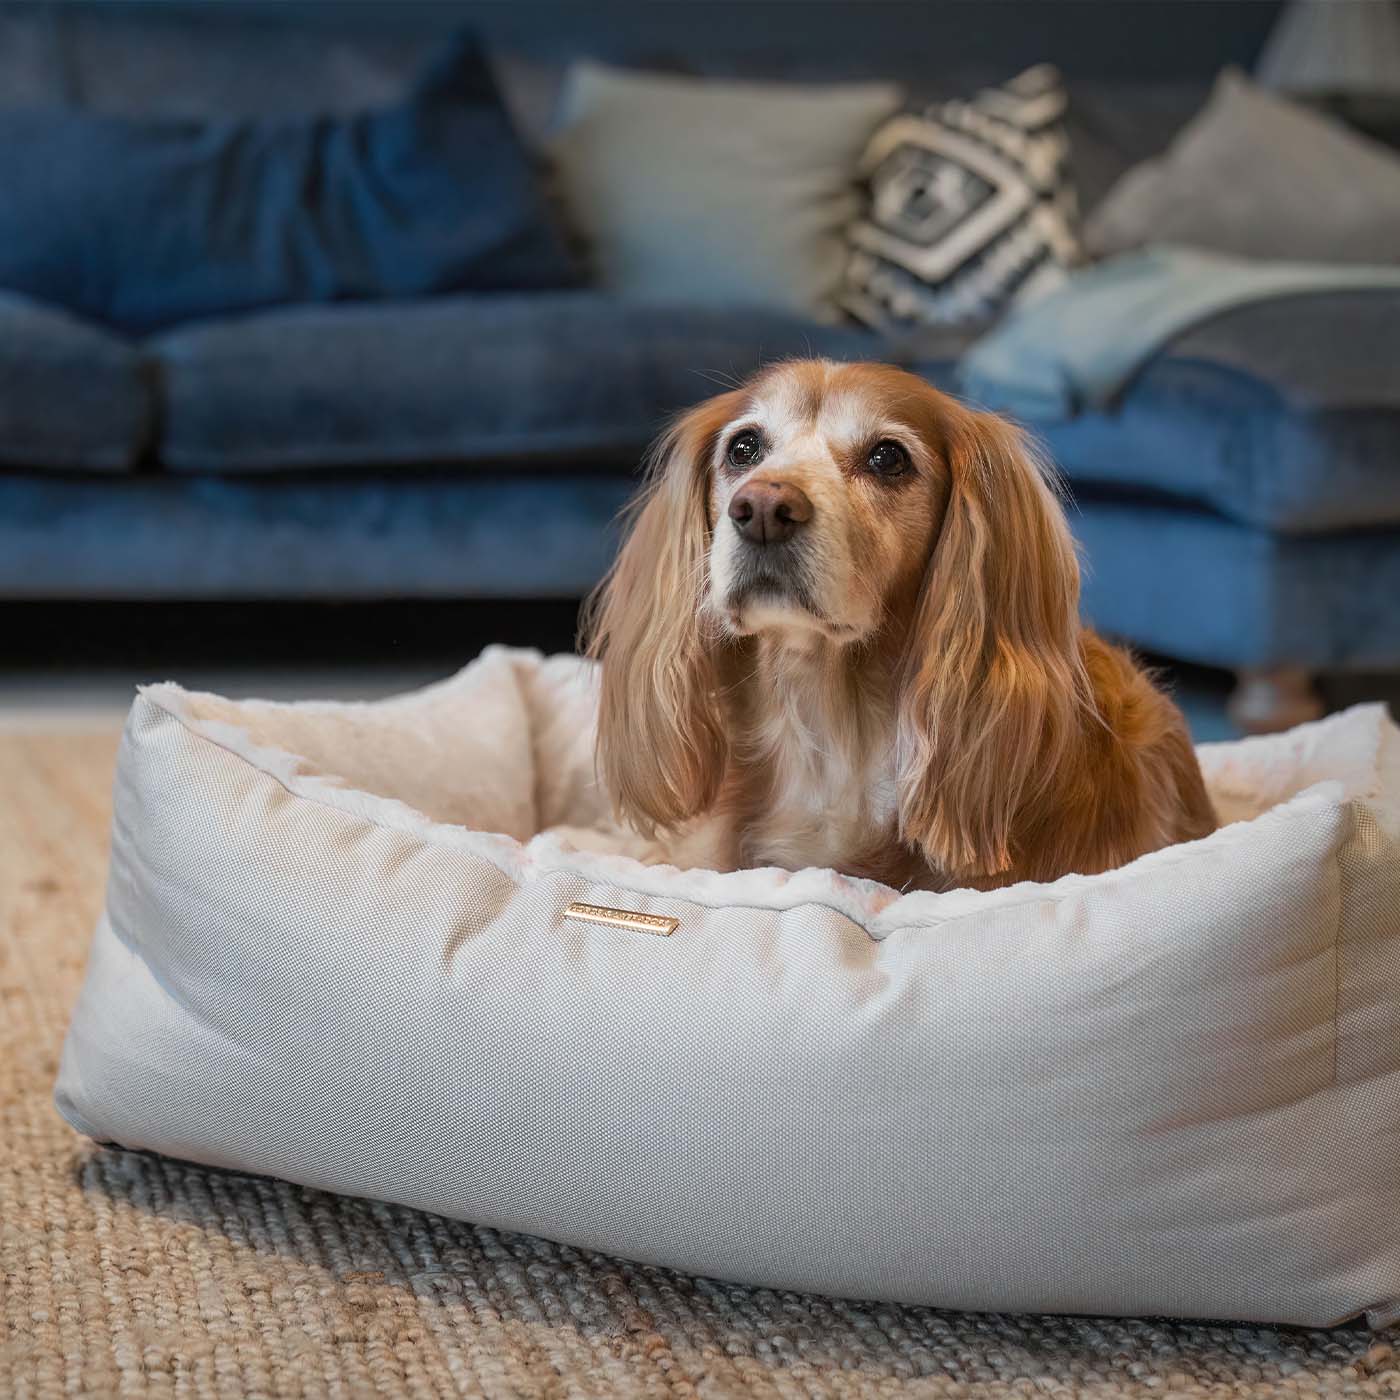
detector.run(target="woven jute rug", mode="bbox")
[2,725,1395,1399]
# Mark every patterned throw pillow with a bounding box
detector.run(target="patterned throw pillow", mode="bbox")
[843,66,1082,329]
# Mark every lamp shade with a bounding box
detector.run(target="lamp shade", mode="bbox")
[1256,0,1400,95]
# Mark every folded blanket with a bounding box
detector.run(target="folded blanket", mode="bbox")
[957,245,1400,422]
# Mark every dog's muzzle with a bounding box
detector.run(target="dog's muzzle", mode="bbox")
[728,480,813,547]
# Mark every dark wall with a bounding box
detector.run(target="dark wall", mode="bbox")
[1,0,1280,206]
[6,1,1283,82]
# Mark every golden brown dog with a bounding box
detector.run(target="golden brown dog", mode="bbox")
[585,360,1215,891]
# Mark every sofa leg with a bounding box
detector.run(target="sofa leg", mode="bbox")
[1227,667,1325,735]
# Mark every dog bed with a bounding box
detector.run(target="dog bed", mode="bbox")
[55,647,1400,1327]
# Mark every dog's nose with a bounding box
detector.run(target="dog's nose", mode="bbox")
[728,479,813,546]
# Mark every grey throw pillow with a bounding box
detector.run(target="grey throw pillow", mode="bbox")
[1086,69,1400,263]
[549,63,901,320]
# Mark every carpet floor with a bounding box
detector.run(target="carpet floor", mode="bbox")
[2,725,1395,1400]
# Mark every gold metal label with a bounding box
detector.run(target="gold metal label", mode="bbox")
[563,901,678,937]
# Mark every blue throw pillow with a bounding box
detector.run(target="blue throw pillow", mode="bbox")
[0,36,579,334]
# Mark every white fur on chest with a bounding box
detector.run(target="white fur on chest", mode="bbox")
[739,683,900,872]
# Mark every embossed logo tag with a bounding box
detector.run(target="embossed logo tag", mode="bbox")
[563,902,678,937]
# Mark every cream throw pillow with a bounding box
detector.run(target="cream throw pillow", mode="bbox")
[550,63,901,320]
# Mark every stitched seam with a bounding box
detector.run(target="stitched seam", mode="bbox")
[137,689,1348,945]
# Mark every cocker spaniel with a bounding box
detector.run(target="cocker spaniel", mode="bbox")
[585,360,1215,891]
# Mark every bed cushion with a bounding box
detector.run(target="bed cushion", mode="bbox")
[55,649,1400,1327]
[1043,291,1400,535]
[151,295,903,474]
[0,291,152,472]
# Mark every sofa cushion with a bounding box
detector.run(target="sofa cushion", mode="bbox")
[0,291,151,472]
[1041,291,1400,535]
[12,472,1400,673]
[0,35,578,336]
[1072,495,1400,671]
[153,294,914,475]
[0,473,635,600]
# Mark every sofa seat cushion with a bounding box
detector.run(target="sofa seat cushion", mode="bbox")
[0,292,152,472]
[153,294,905,474]
[1072,494,1400,671]
[0,473,635,600]
[1040,291,1400,535]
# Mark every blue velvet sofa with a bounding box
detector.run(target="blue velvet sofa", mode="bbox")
[3,0,1397,725]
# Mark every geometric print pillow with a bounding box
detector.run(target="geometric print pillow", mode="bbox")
[843,66,1083,329]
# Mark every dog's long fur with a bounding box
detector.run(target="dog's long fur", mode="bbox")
[584,361,1215,891]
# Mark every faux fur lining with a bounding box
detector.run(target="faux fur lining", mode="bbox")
[135,647,1397,940]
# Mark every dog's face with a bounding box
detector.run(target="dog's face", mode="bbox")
[703,361,950,644]
[587,357,1087,880]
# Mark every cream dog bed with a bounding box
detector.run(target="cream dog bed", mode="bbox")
[55,647,1400,1327]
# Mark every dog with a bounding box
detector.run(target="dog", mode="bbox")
[584,360,1215,891]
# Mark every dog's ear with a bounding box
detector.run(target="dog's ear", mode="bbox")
[896,407,1091,883]
[583,391,744,834]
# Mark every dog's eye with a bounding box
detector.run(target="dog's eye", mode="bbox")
[726,430,765,469]
[866,440,910,477]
